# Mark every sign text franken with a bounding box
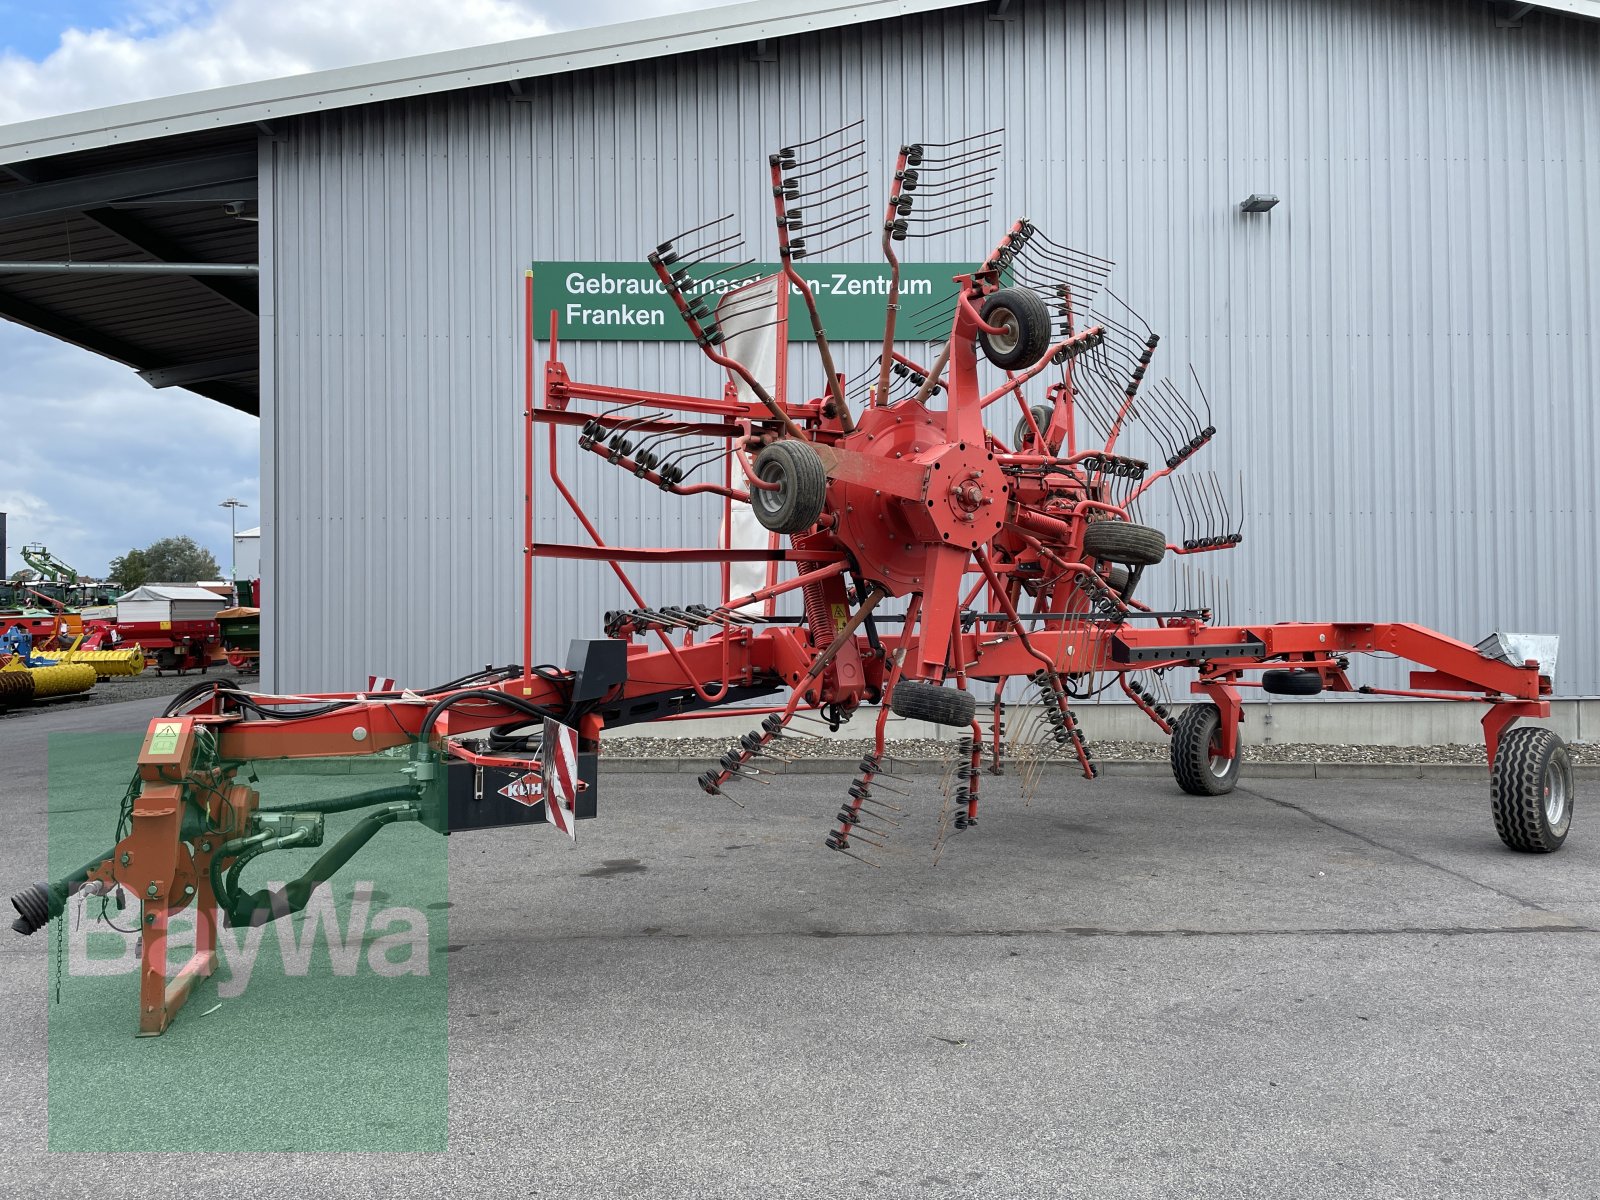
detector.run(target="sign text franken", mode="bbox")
[534,261,971,341]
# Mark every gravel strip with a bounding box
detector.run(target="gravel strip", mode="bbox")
[0,667,233,720]
[6,676,1587,766]
[602,734,1597,765]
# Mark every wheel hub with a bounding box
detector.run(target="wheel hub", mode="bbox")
[1545,768,1568,827]
[827,401,1008,595]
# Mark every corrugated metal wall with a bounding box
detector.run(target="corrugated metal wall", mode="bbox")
[263,0,1600,696]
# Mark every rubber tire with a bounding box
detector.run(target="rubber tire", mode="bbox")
[1262,669,1323,697]
[1083,520,1167,567]
[750,439,827,534]
[1491,726,1573,853]
[889,680,977,728]
[978,288,1052,371]
[1106,564,1130,595]
[1013,404,1053,450]
[1170,703,1240,796]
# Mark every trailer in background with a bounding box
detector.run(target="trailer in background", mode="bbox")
[216,607,260,673]
[113,585,226,675]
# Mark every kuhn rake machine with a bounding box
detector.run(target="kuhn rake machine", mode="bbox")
[11,125,1571,1034]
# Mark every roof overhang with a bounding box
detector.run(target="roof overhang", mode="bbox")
[0,128,261,414]
[0,0,980,166]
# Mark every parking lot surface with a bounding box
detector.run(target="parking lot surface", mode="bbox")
[1,696,1594,1198]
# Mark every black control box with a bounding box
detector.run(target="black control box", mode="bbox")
[439,753,599,833]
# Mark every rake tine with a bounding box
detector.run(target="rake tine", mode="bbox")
[1181,475,1200,546]
[902,218,990,240]
[829,842,881,868]
[1171,480,1196,550]
[861,811,904,832]
[1184,473,1203,547]
[784,150,867,183]
[1184,363,1216,430]
[674,230,747,265]
[678,258,763,290]
[795,208,874,242]
[857,793,905,814]
[845,805,902,831]
[1027,227,1117,267]
[657,212,737,249]
[1100,288,1154,339]
[841,826,890,851]
[803,176,874,202]
[781,133,867,165]
[914,142,1004,168]
[1154,378,1200,443]
[780,118,867,152]
[915,126,1005,149]
[1020,247,1113,288]
[1209,471,1229,545]
[799,231,875,258]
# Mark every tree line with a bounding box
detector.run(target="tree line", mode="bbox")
[108,537,220,590]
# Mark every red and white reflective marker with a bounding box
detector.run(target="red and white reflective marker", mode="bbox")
[541,717,580,840]
[366,674,397,694]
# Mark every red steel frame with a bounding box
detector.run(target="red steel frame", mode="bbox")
[44,144,1558,1036]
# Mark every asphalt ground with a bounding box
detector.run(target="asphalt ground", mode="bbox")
[1,696,1596,1197]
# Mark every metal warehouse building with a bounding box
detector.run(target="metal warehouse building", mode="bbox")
[0,0,1596,699]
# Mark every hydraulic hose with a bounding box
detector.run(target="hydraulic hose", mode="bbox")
[258,783,421,815]
[223,804,419,928]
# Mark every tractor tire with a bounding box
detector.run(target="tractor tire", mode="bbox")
[1262,669,1323,697]
[1491,726,1573,853]
[1013,403,1053,450]
[978,288,1052,371]
[889,680,977,728]
[1083,520,1167,567]
[1170,703,1240,796]
[750,439,828,534]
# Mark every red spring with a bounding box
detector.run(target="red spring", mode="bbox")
[797,560,838,649]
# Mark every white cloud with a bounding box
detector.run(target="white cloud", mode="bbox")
[0,0,725,125]
[0,0,719,579]
[0,0,558,125]
[0,324,259,578]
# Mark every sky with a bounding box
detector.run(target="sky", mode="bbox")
[0,0,712,579]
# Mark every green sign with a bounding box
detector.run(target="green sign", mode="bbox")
[533,261,971,341]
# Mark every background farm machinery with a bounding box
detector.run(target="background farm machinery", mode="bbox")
[9,126,1571,1034]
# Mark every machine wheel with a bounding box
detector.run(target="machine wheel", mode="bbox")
[1013,403,1053,450]
[750,439,827,534]
[1491,727,1573,853]
[154,649,178,676]
[978,288,1052,370]
[889,680,977,728]
[1106,564,1131,595]
[1262,669,1322,696]
[1170,703,1240,796]
[1083,520,1167,567]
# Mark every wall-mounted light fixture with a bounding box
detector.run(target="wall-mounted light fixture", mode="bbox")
[1239,194,1279,213]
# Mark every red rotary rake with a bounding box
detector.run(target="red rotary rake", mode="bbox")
[11,125,1570,1034]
